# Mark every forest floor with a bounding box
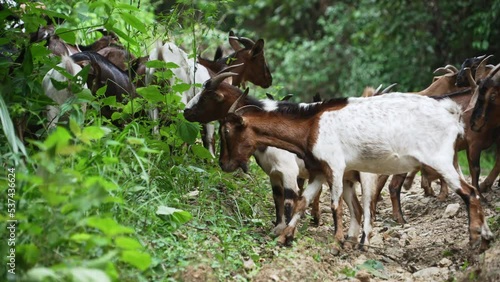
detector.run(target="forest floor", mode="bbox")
[182,175,499,282]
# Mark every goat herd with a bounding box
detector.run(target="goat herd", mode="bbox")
[33,18,499,254]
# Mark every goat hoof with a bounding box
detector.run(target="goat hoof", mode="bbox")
[272,223,287,236]
[276,235,287,246]
[312,217,320,227]
[479,182,491,193]
[437,193,448,202]
[344,237,357,250]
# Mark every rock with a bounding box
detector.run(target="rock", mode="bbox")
[442,203,460,218]
[412,267,449,281]
[370,234,384,246]
[438,258,453,267]
[270,274,280,281]
[355,270,371,282]
[243,258,255,270]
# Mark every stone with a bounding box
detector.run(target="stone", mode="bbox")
[355,270,371,282]
[442,203,460,218]
[412,267,449,281]
[243,258,255,270]
[438,258,453,267]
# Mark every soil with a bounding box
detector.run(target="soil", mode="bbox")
[185,176,500,281]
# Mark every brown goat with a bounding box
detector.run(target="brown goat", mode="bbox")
[198,31,273,88]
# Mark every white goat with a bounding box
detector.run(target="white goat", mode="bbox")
[219,92,493,250]
[42,55,87,129]
[146,41,215,156]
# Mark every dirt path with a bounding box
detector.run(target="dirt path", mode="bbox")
[252,176,499,282]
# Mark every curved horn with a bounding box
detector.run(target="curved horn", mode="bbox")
[374,84,383,95]
[216,63,244,75]
[444,64,458,73]
[475,55,494,81]
[487,63,500,79]
[238,36,255,49]
[433,66,454,75]
[228,88,249,114]
[381,83,398,94]
[208,72,238,89]
[235,105,264,116]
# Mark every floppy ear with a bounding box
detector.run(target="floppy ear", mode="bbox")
[226,113,246,127]
[214,91,225,102]
[214,47,223,61]
[251,39,264,57]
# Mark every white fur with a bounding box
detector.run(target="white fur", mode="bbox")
[289,93,492,244]
[42,55,86,129]
[147,41,214,156]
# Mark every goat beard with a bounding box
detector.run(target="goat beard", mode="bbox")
[240,162,249,173]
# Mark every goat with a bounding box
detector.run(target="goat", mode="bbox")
[469,63,500,190]
[218,90,493,251]
[69,51,137,122]
[146,40,215,156]
[42,55,87,129]
[456,54,495,87]
[198,31,273,88]
[185,72,379,248]
[376,59,498,224]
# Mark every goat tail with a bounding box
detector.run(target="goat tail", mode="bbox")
[439,98,465,137]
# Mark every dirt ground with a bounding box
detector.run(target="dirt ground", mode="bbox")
[182,175,499,281]
[251,176,500,282]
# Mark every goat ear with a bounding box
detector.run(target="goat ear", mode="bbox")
[251,39,264,57]
[266,93,274,100]
[281,94,293,101]
[214,47,223,61]
[214,91,225,102]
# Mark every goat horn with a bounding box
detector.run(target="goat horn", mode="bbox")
[281,94,294,101]
[208,72,238,89]
[433,66,454,75]
[476,55,494,81]
[374,84,383,95]
[228,87,249,114]
[216,63,244,75]
[238,37,255,49]
[444,64,458,73]
[382,83,397,94]
[487,63,500,79]
[235,105,264,116]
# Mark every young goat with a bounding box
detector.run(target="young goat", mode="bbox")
[198,31,273,88]
[146,41,215,155]
[218,90,493,251]
[469,63,500,189]
[185,72,380,248]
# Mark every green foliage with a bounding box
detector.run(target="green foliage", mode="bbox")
[1,0,498,281]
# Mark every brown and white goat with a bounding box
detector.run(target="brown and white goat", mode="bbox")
[184,73,379,246]
[218,90,492,251]
[198,31,273,88]
[469,63,500,190]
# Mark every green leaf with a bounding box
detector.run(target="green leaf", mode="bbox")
[55,27,76,44]
[19,244,40,265]
[96,85,108,97]
[115,236,143,250]
[356,259,388,279]
[70,233,92,242]
[146,60,179,69]
[25,267,60,281]
[191,144,213,159]
[120,250,152,271]
[79,126,111,144]
[172,83,191,93]
[85,217,135,237]
[69,267,111,282]
[69,118,82,136]
[120,12,147,33]
[102,96,116,107]
[177,120,199,144]
[156,206,192,225]
[44,127,72,154]
[136,86,164,103]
